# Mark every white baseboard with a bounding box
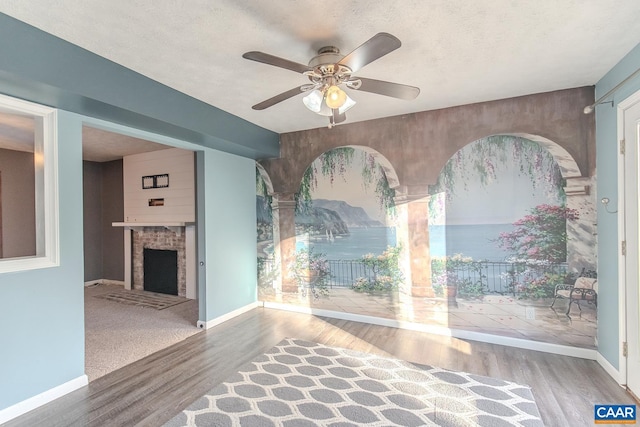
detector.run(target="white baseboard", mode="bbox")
[597,352,625,385]
[84,279,125,287]
[0,375,88,425]
[197,301,261,330]
[262,302,598,361]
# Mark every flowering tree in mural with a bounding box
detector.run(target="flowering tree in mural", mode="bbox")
[495,204,579,299]
[496,204,579,263]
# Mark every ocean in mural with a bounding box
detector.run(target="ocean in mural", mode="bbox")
[429,223,515,261]
[298,223,514,261]
[299,226,395,260]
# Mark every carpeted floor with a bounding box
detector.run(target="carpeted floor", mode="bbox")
[164,338,543,427]
[93,288,190,310]
[85,283,201,381]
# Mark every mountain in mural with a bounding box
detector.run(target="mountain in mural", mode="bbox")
[256,195,349,237]
[312,199,383,228]
[296,206,349,236]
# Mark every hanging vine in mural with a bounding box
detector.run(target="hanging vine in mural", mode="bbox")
[256,166,272,220]
[432,136,565,202]
[298,147,396,214]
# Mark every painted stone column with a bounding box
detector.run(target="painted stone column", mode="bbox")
[395,186,434,297]
[564,176,597,272]
[272,193,298,293]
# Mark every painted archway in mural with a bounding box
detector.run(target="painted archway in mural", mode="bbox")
[426,133,596,349]
[256,146,405,299]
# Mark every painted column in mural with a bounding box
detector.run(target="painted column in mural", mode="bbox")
[272,192,298,293]
[564,176,597,271]
[395,186,434,297]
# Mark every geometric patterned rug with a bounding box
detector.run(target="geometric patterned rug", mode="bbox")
[163,338,543,426]
[94,289,188,310]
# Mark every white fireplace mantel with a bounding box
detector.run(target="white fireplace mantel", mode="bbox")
[112,222,194,237]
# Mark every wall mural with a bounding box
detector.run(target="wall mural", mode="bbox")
[257,136,597,349]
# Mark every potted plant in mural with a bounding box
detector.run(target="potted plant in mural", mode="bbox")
[351,245,403,294]
[292,249,331,297]
[431,254,487,299]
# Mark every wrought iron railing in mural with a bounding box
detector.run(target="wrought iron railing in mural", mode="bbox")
[436,260,569,297]
[257,257,568,297]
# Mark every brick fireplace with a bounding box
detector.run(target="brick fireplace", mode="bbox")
[132,226,186,296]
[113,222,196,299]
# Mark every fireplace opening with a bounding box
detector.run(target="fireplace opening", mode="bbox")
[143,248,178,295]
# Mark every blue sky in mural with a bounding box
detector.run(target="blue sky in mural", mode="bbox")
[440,161,559,225]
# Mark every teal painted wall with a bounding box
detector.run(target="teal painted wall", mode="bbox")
[596,42,640,369]
[0,110,85,409]
[0,13,279,160]
[201,150,258,318]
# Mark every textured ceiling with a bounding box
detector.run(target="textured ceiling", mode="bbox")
[0,0,640,136]
[81,127,171,162]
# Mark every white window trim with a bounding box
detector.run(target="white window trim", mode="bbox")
[0,94,59,273]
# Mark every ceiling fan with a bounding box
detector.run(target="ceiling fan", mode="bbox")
[242,33,420,128]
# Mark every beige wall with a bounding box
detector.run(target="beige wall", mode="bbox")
[0,148,35,258]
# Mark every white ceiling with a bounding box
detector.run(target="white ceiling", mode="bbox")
[0,0,640,136]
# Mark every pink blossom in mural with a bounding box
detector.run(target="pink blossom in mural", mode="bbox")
[496,204,579,263]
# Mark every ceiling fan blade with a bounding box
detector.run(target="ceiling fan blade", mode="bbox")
[337,33,401,73]
[351,77,420,100]
[252,86,305,110]
[242,51,311,74]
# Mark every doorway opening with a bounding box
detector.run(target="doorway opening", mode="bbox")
[81,124,201,381]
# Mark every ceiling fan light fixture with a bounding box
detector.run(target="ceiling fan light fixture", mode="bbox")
[338,94,356,114]
[325,85,348,109]
[302,90,324,113]
[304,90,356,117]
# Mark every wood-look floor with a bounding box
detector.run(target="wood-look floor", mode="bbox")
[4,307,635,426]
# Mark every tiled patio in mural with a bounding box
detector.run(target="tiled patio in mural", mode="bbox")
[260,289,597,349]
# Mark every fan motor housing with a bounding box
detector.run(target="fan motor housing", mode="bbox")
[308,46,344,70]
